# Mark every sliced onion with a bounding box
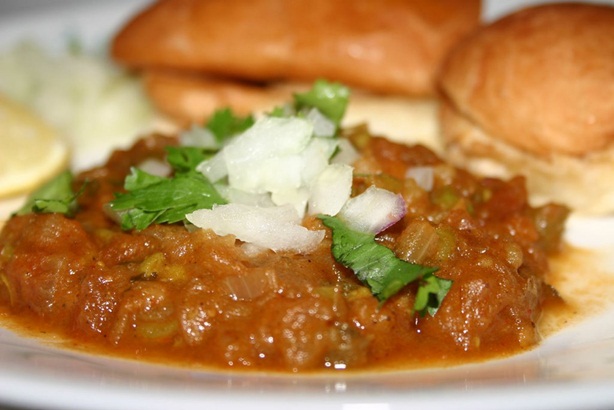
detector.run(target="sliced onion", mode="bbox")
[224,117,311,170]
[331,138,359,165]
[405,166,434,191]
[219,185,274,207]
[308,163,353,216]
[271,187,310,216]
[197,152,227,183]
[338,186,406,234]
[136,158,171,177]
[394,219,439,264]
[186,203,325,254]
[179,124,218,149]
[222,269,278,301]
[298,137,338,184]
[306,108,336,138]
[222,117,313,194]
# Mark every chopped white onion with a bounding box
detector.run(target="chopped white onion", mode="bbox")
[196,115,340,218]
[222,269,277,301]
[306,108,336,138]
[136,158,171,177]
[225,116,312,164]
[223,116,312,193]
[406,166,434,191]
[241,242,268,257]
[308,163,353,216]
[271,187,310,216]
[217,185,275,207]
[233,154,305,194]
[186,203,325,254]
[338,186,406,234]
[298,137,338,185]
[197,152,228,183]
[180,125,219,149]
[331,138,359,165]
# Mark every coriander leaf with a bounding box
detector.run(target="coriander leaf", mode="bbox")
[293,80,350,126]
[124,167,167,191]
[413,271,453,317]
[206,108,254,144]
[319,214,451,315]
[165,146,212,173]
[16,170,80,216]
[109,171,227,231]
[268,105,290,118]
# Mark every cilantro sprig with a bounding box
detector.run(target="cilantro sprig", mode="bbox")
[319,214,451,315]
[205,108,254,145]
[108,147,227,231]
[293,79,350,126]
[16,170,81,216]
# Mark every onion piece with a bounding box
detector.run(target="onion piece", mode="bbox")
[308,163,353,216]
[298,137,338,185]
[216,184,274,207]
[186,203,325,254]
[406,166,434,191]
[222,269,278,301]
[197,152,227,183]
[306,108,336,138]
[180,124,218,149]
[331,138,359,165]
[136,158,171,177]
[223,116,312,193]
[338,186,406,234]
[271,187,310,216]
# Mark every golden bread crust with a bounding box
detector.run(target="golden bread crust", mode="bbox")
[112,0,480,96]
[438,3,614,157]
[142,70,300,126]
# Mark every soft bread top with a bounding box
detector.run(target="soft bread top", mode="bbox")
[111,0,480,96]
[438,3,614,157]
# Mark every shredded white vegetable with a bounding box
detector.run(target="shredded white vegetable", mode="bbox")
[0,41,154,165]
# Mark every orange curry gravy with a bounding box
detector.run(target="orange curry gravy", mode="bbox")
[0,128,569,373]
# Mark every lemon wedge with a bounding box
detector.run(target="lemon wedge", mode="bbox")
[0,94,69,198]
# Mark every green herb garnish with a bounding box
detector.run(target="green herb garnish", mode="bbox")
[269,79,350,126]
[165,146,212,173]
[205,108,254,144]
[16,170,80,216]
[108,146,227,231]
[293,79,350,126]
[319,214,451,315]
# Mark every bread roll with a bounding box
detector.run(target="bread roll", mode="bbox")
[438,3,614,214]
[112,0,481,97]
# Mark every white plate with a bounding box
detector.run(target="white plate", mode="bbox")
[1,1,614,410]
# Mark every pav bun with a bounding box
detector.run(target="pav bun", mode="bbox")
[112,0,481,97]
[438,3,614,214]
